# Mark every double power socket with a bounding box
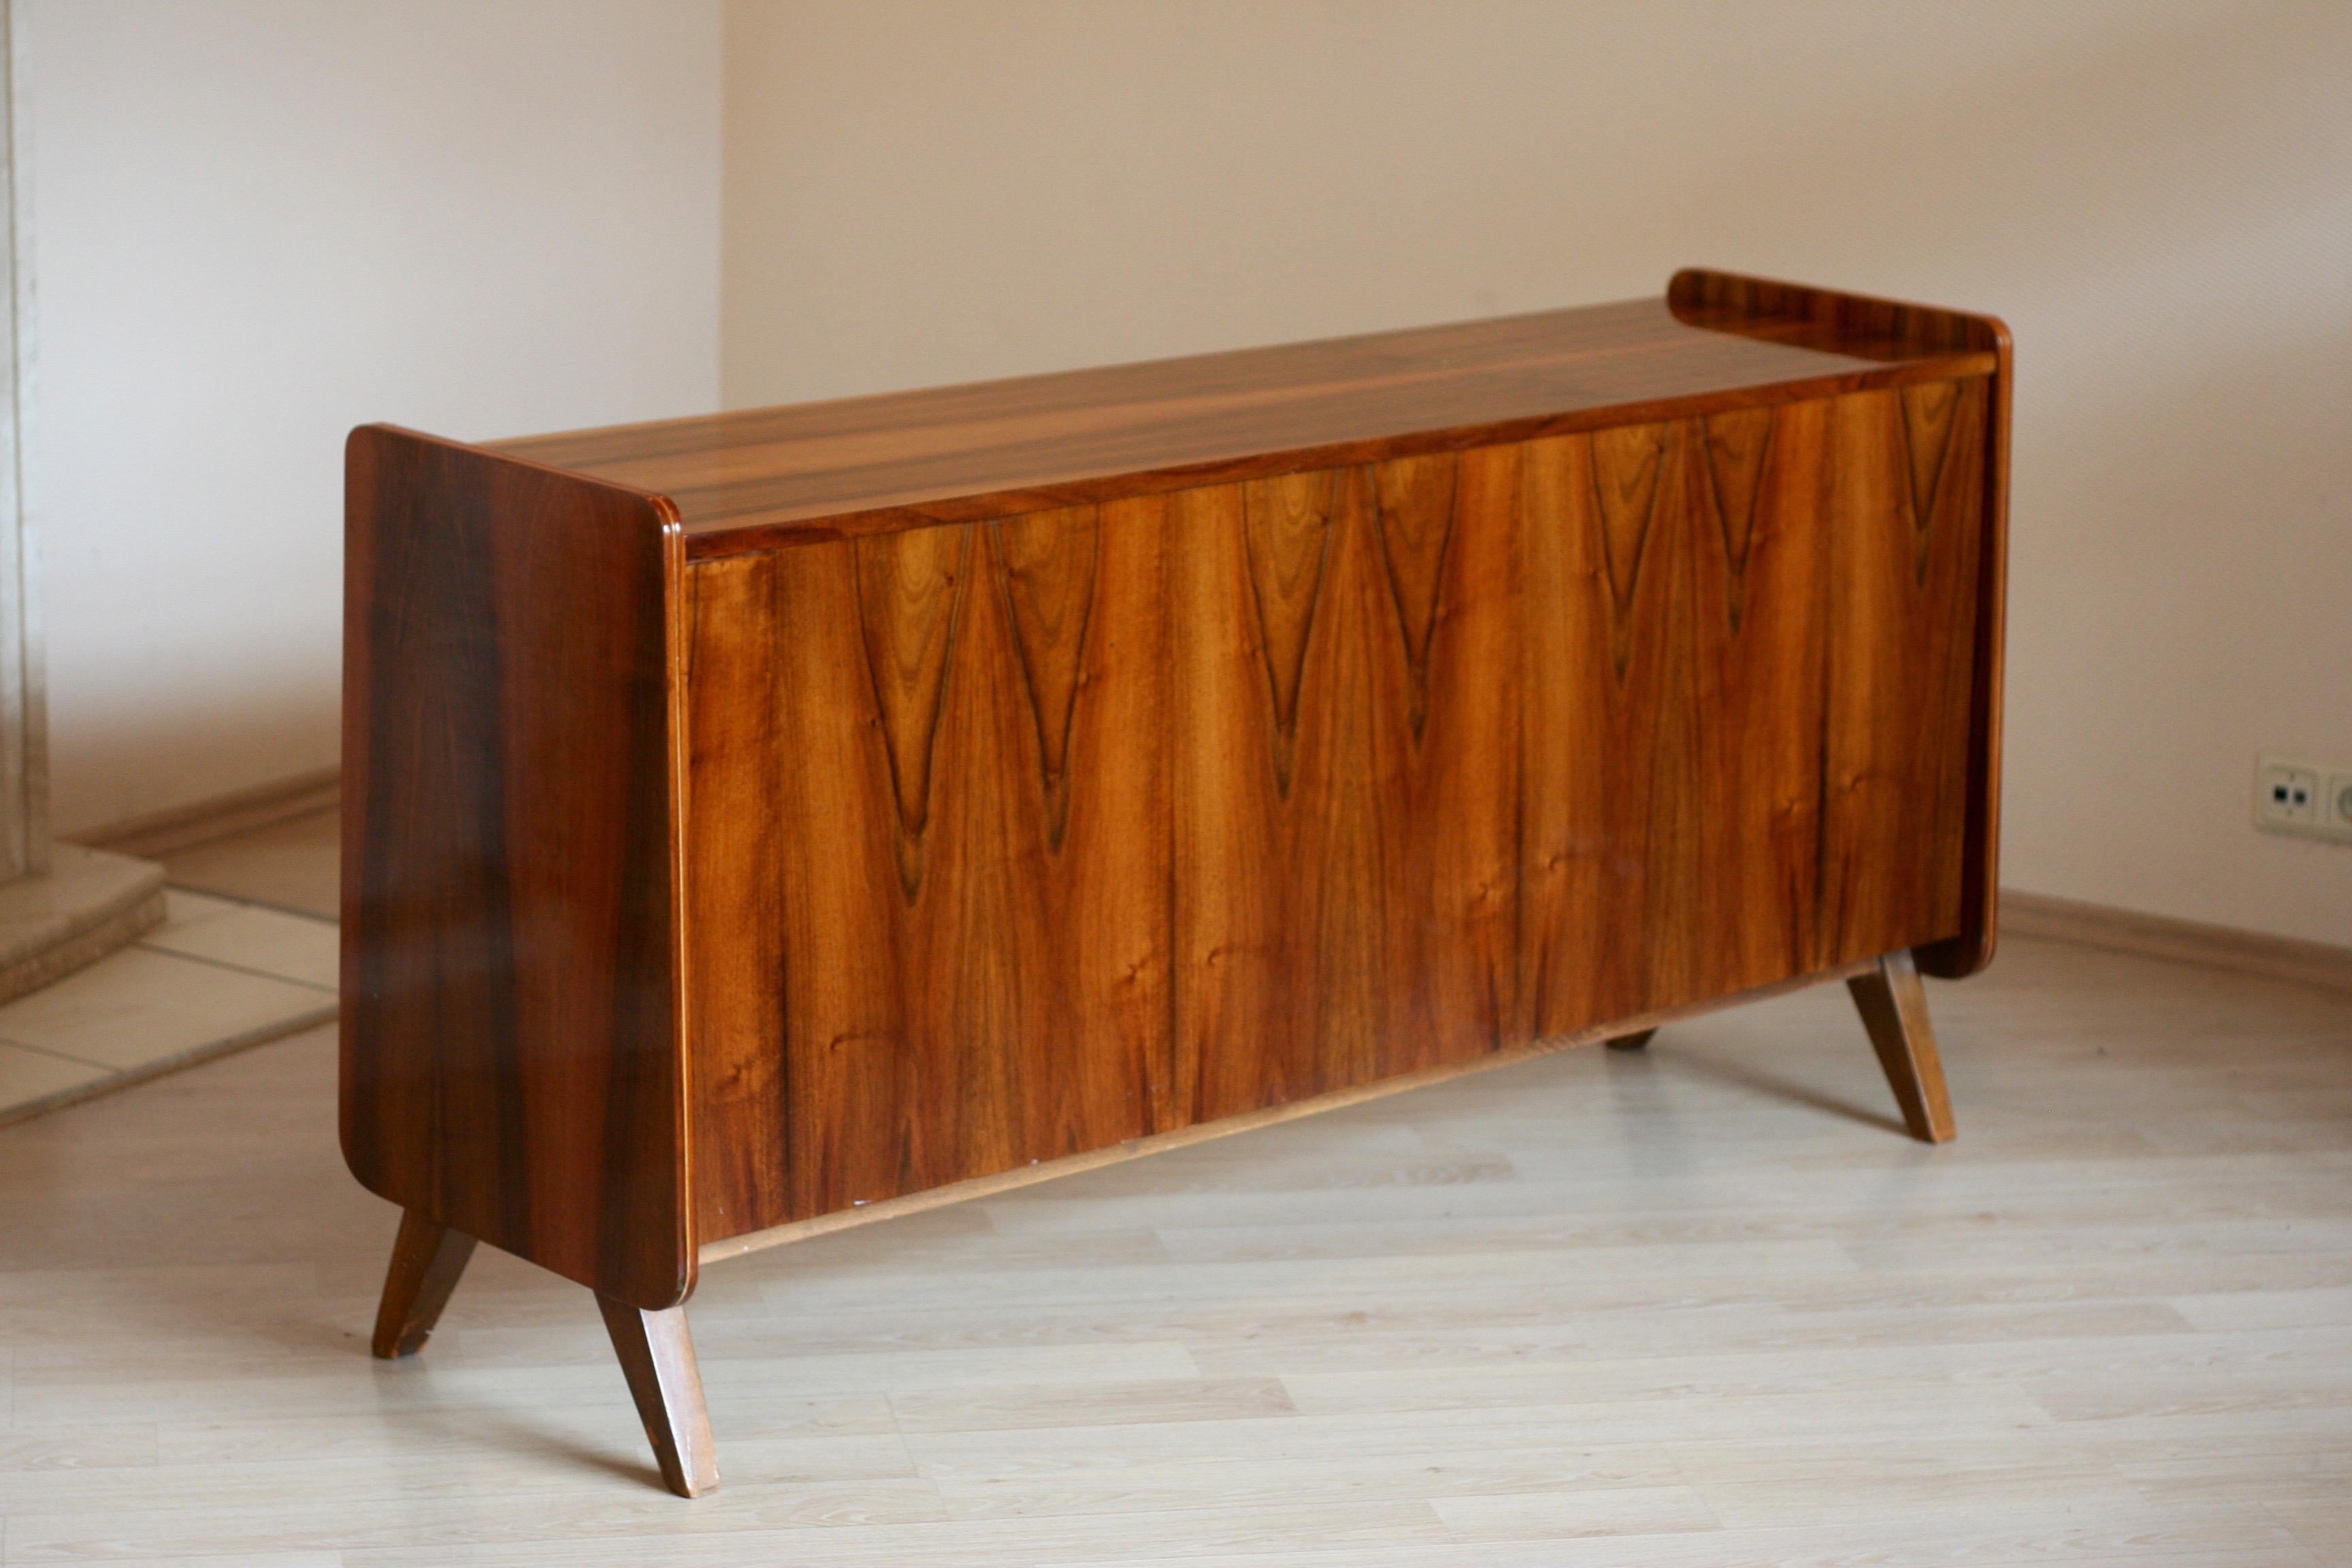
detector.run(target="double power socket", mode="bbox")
[2257,755,2352,846]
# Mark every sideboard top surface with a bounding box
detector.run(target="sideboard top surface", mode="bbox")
[489,278,1999,558]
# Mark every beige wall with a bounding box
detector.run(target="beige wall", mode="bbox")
[35,0,722,837]
[723,0,2352,946]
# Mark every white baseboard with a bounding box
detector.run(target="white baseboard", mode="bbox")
[2002,889,2352,994]
[69,767,340,860]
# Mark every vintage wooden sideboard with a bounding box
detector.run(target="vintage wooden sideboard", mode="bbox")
[342,270,2010,1496]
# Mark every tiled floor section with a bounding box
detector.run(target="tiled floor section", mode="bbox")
[0,887,337,1126]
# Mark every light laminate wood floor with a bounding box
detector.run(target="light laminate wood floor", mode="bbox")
[3,926,2349,1564]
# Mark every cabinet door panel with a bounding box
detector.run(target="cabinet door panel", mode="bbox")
[686,382,1988,1239]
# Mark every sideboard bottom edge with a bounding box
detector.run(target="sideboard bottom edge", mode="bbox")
[697,953,1886,1268]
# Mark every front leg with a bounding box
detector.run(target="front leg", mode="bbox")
[372,1210,477,1358]
[1847,949,1957,1143]
[598,1294,719,1497]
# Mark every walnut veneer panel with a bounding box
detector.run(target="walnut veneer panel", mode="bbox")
[684,501,1172,1234]
[685,378,1991,1243]
[341,428,694,1311]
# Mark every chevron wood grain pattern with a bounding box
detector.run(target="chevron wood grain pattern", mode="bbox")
[686,498,1173,1235]
[341,426,695,1311]
[1670,267,2013,980]
[491,293,1996,555]
[685,378,1991,1244]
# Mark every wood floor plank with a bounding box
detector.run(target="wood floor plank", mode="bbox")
[1,913,2348,1561]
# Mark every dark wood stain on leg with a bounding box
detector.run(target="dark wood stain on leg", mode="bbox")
[596,1294,719,1498]
[1848,949,1958,1143]
[370,1210,477,1359]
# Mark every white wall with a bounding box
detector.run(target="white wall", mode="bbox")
[31,0,722,836]
[722,0,2352,946]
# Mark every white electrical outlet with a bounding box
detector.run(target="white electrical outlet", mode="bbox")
[2257,755,2352,844]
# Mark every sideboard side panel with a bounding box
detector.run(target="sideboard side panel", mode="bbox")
[1916,326,2011,979]
[341,426,694,1310]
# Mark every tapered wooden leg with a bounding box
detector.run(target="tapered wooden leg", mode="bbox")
[1606,1028,1658,1051]
[597,1294,719,1497]
[1847,949,1957,1143]
[371,1210,476,1358]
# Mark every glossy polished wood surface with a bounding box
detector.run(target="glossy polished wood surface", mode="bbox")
[341,427,695,1311]
[1673,269,2014,981]
[493,285,1996,555]
[685,374,1992,1243]
[1667,267,2006,357]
